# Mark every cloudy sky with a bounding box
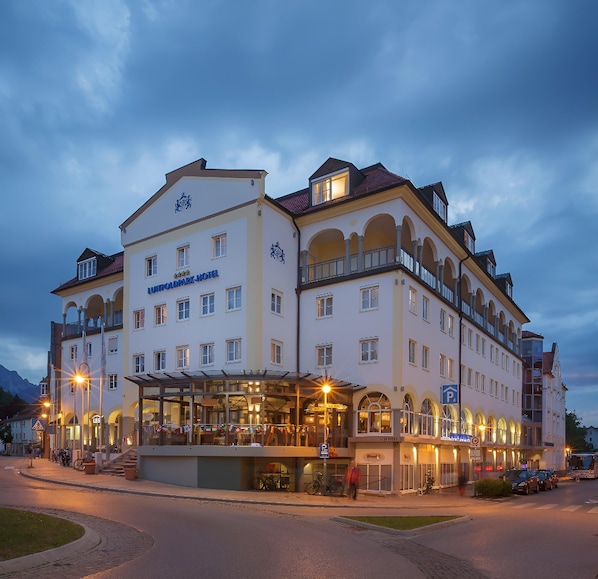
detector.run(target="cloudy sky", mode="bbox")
[1,1,596,424]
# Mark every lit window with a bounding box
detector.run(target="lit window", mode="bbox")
[361,286,379,311]
[134,355,145,374]
[226,287,242,311]
[311,171,348,206]
[78,258,97,280]
[154,351,166,371]
[177,346,190,369]
[360,339,378,363]
[177,245,189,268]
[154,304,167,326]
[146,256,157,277]
[271,291,283,315]
[200,343,214,366]
[108,374,118,390]
[271,340,283,365]
[317,295,333,318]
[316,345,332,367]
[201,293,215,316]
[70,345,77,361]
[133,309,145,330]
[226,339,241,363]
[177,299,190,321]
[213,233,227,258]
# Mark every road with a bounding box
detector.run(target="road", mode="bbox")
[1,460,597,579]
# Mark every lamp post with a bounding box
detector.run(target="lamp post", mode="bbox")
[322,383,331,495]
[75,362,89,461]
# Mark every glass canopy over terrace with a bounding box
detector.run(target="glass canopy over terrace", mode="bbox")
[127,370,362,448]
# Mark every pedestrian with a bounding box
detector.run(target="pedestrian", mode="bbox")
[458,473,467,496]
[346,462,362,500]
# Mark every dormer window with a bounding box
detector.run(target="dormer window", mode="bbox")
[464,231,475,253]
[312,170,348,206]
[433,192,447,222]
[505,281,512,298]
[78,258,97,280]
[487,262,496,277]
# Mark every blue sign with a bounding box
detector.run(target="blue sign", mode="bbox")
[442,384,459,405]
[147,270,219,294]
[319,443,330,459]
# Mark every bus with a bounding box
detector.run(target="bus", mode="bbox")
[568,452,598,479]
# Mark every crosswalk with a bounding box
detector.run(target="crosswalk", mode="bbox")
[505,501,598,513]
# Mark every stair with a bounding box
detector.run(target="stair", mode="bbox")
[101,447,138,477]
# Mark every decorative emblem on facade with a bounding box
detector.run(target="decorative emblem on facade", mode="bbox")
[270,242,285,264]
[175,192,192,213]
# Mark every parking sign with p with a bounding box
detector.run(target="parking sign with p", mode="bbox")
[442,384,459,405]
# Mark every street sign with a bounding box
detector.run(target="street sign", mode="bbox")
[31,419,46,432]
[319,443,330,459]
[441,384,459,405]
[470,448,482,460]
[92,414,102,424]
[471,436,480,447]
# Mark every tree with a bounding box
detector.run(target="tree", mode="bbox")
[566,410,592,452]
[0,423,13,445]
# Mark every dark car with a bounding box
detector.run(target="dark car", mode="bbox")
[504,469,540,495]
[537,469,558,490]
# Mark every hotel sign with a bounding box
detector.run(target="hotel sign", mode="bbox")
[148,270,219,294]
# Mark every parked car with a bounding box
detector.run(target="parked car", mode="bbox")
[504,469,540,495]
[537,469,558,489]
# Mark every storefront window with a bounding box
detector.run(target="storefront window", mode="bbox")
[357,392,392,434]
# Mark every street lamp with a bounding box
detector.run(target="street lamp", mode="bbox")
[322,383,331,494]
[75,362,89,461]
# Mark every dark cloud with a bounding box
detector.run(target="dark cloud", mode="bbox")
[0,0,596,423]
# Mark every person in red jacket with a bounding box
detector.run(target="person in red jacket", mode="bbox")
[346,462,362,500]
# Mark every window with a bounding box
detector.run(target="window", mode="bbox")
[408,340,416,365]
[467,368,472,388]
[481,338,486,357]
[201,293,215,316]
[213,233,227,258]
[271,291,283,315]
[226,339,241,363]
[357,392,391,434]
[177,346,190,369]
[70,345,77,361]
[316,344,332,367]
[108,374,118,390]
[78,258,97,280]
[317,295,333,318]
[271,340,283,365]
[108,336,118,354]
[154,351,166,371]
[422,296,429,321]
[448,358,454,380]
[146,256,157,277]
[361,286,379,311]
[464,230,475,253]
[134,354,145,374]
[312,170,348,206]
[422,346,429,370]
[133,309,145,330]
[226,287,242,311]
[360,339,378,363]
[419,399,435,436]
[475,334,480,353]
[200,343,214,366]
[409,287,417,313]
[481,374,486,394]
[177,298,190,321]
[433,192,447,222]
[86,342,92,358]
[440,309,446,332]
[177,245,189,268]
[154,304,167,326]
[439,354,447,377]
[475,372,480,391]
[468,328,473,348]
[448,315,455,337]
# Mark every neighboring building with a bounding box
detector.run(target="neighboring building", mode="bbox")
[520,332,567,472]
[49,249,124,463]
[585,426,598,451]
[51,157,531,493]
[0,406,44,456]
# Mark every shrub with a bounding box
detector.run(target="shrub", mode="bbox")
[474,477,512,497]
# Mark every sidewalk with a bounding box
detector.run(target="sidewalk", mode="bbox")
[15,456,470,509]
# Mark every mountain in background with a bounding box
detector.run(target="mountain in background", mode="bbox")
[0,365,40,403]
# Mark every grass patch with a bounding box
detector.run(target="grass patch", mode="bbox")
[0,508,85,561]
[345,515,459,531]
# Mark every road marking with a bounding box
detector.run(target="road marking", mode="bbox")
[536,504,558,510]
[588,507,598,514]
[511,503,532,509]
[562,505,582,511]
[4,466,15,470]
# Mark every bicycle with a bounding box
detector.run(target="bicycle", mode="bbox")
[306,472,344,496]
[418,475,435,495]
[255,474,278,491]
[73,452,95,471]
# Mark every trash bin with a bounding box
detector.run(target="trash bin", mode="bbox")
[83,462,96,475]
[124,466,137,480]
